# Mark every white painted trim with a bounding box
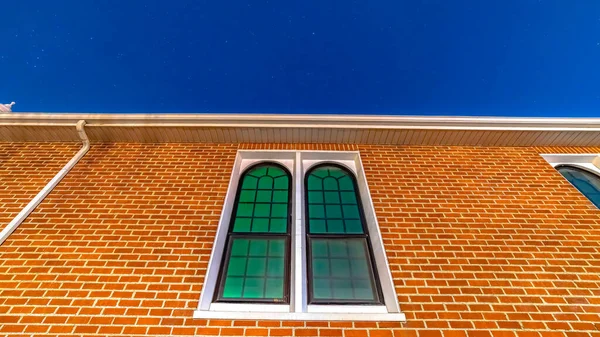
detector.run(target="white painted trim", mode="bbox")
[540,153,600,175]
[293,151,306,313]
[0,120,90,246]
[209,303,289,313]
[354,152,402,313]
[540,153,600,208]
[197,152,242,310]
[307,305,387,314]
[195,150,404,321]
[6,112,600,130]
[193,310,406,322]
[303,159,357,176]
[239,154,295,174]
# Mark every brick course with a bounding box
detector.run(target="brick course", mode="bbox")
[0,143,599,336]
[0,142,80,226]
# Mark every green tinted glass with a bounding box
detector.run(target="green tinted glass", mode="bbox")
[273,190,288,203]
[236,203,254,217]
[265,278,284,298]
[254,204,270,217]
[233,218,251,232]
[258,177,274,189]
[307,175,322,191]
[306,166,364,234]
[274,176,289,189]
[239,190,256,202]
[324,191,340,204]
[256,190,272,203]
[309,238,376,302]
[241,176,258,189]
[233,165,290,233]
[267,166,285,177]
[309,219,326,233]
[269,218,287,233]
[252,218,269,232]
[338,176,354,191]
[221,238,286,301]
[327,220,344,233]
[271,203,287,218]
[323,177,339,191]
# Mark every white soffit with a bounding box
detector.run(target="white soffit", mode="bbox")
[1,113,600,146]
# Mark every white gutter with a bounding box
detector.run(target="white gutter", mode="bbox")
[3,113,600,130]
[0,120,90,245]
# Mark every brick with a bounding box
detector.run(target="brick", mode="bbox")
[295,328,319,336]
[246,328,270,336]
[193,327,221,336]
[221,328,245,336]
[490,333,516,337]
[98,325,123,334]
[73,325,100,334]
[371,330,394,337]
[516,332,540,337]
[147,326,172,335]
[320,328,343,337]
[394,331,418,337]
[444,332,468,337]
[270,328,294,336]
[344,329,369,337]
[122,326,148,334]
[467,331,492,337]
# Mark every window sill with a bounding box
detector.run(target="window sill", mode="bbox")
[194,304,406,322]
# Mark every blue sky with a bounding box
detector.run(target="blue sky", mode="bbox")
[1,1,599,116]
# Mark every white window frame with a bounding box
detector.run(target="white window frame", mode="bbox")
[194,150,405,321]
[541,153,600,176]
[541,153,600,207]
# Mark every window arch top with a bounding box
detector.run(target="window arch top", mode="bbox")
[557,165,600,208]
[233,163,291,233]
[306,164,365,234]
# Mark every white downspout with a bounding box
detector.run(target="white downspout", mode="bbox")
[0,120,90,245]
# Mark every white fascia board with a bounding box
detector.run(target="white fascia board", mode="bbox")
[4,113,600,131]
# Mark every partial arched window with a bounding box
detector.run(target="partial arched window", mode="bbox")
[305,163,383,304]
[215,163,291,303]
[557,165,600,208]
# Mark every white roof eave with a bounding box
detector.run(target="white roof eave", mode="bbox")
[0,113,599,146]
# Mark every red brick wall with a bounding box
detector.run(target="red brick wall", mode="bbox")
[0,142,79,226]
[0,143,599,337]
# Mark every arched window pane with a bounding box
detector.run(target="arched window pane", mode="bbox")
[234,165,290,233]
[557,166,600,208]
[306,166,364,234]
[217,163,291,303]
[305,164,383,305]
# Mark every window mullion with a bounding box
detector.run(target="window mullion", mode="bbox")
[293,151,305,313]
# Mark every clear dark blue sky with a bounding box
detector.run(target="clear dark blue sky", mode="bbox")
[1,1,599,116]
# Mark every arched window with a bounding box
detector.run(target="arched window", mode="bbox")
[557,165,600,208]
[305,163,383,304]
[215,163,291,303]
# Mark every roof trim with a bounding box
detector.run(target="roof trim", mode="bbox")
[3,113,600,129]
[1,113,600,146]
